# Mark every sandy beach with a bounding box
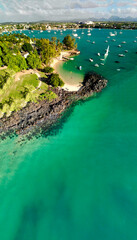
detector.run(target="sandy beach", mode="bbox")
[50,50,82,92]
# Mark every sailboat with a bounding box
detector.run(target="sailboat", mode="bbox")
[104,45,109,59]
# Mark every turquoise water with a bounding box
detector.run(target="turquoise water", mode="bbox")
[0,29,137,240]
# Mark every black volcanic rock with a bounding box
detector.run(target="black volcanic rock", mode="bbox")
[0,72,107,136]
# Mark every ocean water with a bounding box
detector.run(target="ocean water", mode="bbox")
[0,29,137,240]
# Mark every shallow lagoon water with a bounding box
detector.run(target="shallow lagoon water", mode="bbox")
[0,29,137,240]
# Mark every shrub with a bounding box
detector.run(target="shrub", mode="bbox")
[22,42,33,53]
[43,66,54,73]
[47,73,64,87]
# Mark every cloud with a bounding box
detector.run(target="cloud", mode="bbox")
[0,0,136,22]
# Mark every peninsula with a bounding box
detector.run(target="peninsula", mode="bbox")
[0,33,107,136]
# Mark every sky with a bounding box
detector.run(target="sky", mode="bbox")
[0,0,137,22]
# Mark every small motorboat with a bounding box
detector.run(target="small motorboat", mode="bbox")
[89,58,93,62]
[97,53,101,56]
[117,69,121,71]
[70,58,74,60]
[125,50,128,53]
[95,64,99,67]
[110,32,116,37]
[92,41,95,44]
[105,40,108,43]
[79,66,82,70]
[118,54,125,57]
[118,45,122,48]
[87,33,91,36]
[122,41,126,44]
[101,63,104,66]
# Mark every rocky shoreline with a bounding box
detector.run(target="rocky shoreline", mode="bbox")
[0,72,107,137]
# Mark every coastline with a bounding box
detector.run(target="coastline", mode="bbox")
[50,50,82,92]
[0,72,108,137]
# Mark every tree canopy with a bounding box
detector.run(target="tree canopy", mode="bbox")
[26,50,41,69]
[63,35,76,50]
[22,42,33,52]
[47,73,64,87]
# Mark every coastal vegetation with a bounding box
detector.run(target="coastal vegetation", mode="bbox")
[0,21,137,34]
[47,73,64,87]
[0,69,57,118]
[63,35,77,50]
[0,33,78,118]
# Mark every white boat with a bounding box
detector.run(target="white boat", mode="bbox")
[118,45,122,48]
[97,53,101,56]
[54,32,56,34]
[122,41,126,44]
[101,63,104,66]
[105,40,108,43]
[117,69,121,71]
[81,32,84,35]
[92,41,95,44]
[110,32,116,36]
[104,45,110,59]
[112,39,116,42]
[87,33,91,36]
[118,54,125,57]
[48,30,51,33]
[70,58,74,60]
[73,33,78,37]
[79,66,82,70]
[89,58,93,62]
[73,29,76,32]
[125,50,128,53]
[134,40,137,43]
[95,64,99,67]
[119,32,123,34]
[40,30,43,33]
[77,36,81,39]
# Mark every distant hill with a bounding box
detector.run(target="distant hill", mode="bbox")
[0,16,137,24]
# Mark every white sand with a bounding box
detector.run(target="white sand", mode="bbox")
[50,51,82,92]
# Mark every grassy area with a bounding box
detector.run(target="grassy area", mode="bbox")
[0,69,57,118]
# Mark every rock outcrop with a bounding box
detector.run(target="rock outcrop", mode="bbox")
[0,72,107,136]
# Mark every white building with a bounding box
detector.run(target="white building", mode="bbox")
[84,21,94,25]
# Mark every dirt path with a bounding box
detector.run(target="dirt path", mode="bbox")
[15,69,37,82]
[0,66,7,70]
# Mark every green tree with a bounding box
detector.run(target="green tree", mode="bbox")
[43,67,54,73]
[27,50,41,69]
[8,55,28,72]
[22,42,33,52]
[63,35,76,50]
[47,73,64,87]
